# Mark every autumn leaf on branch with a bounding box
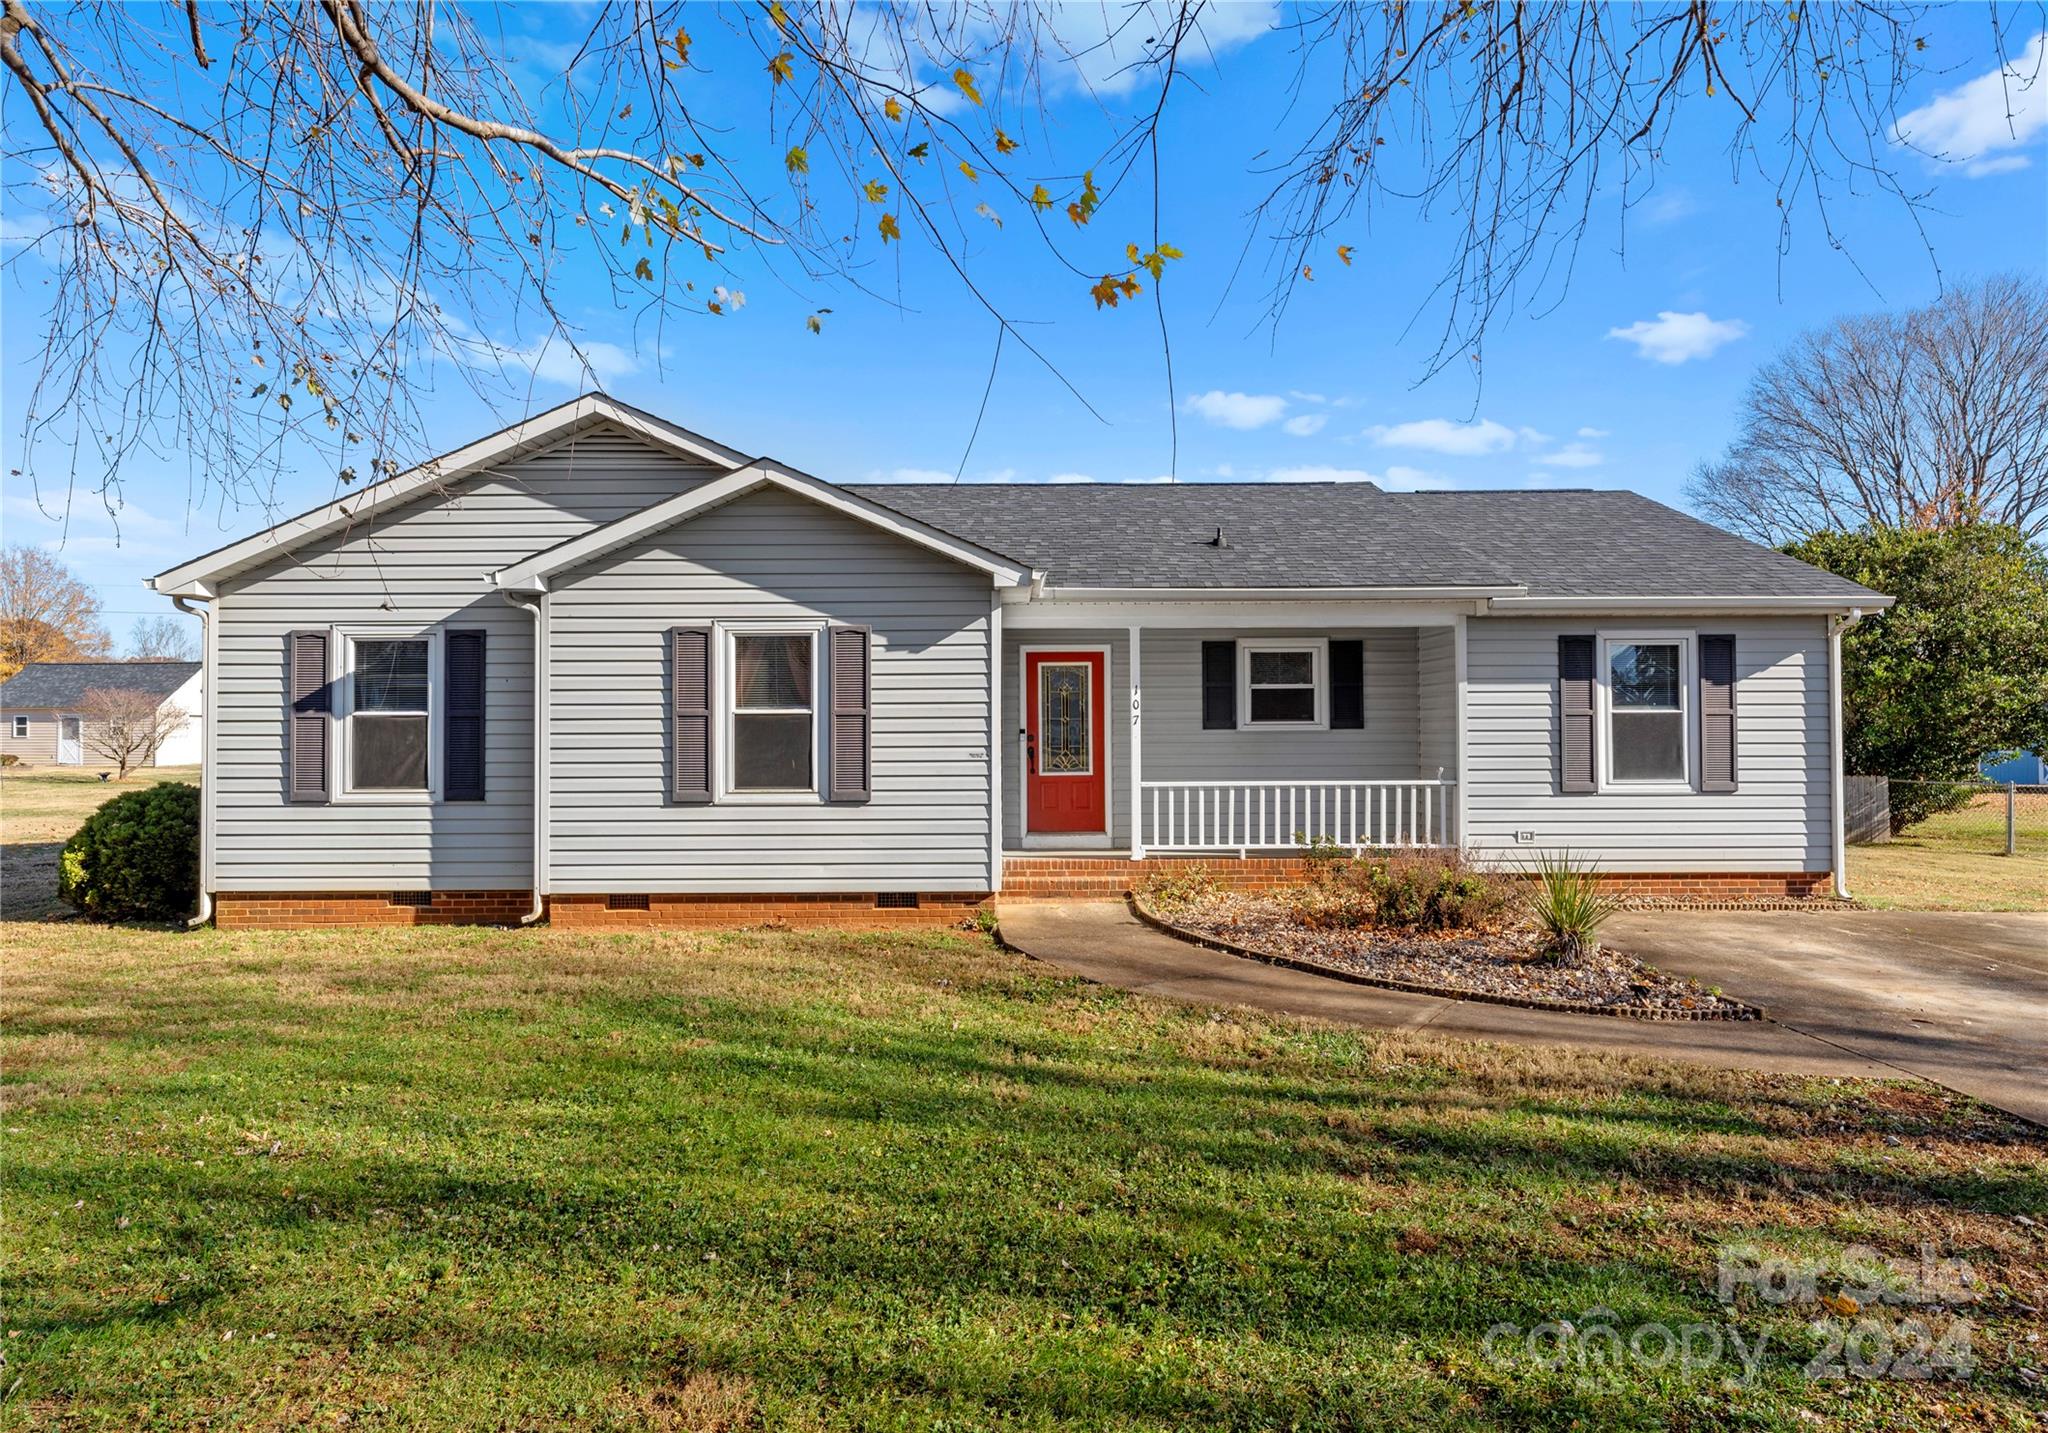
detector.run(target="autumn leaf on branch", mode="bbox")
[884,96,904,122]
[768,51,794,84]
[878,213,901,242]
[952,67,982,105]
[1337,244,1354,266]
[862,179,889,202]
[785,147,809,175]
[994,130,1019,154]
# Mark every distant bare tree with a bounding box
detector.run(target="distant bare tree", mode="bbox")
[0,544,111,680]
[127,615,197,662]
[1690,275,2048,543]
[79,687,187,778]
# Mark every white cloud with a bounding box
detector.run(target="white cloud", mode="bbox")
[1053,2,1276,96]
[1047,472,1095,484]
[1894,31,2048,177]
[1533,442,1604,469]
[1281,413,1328,437]
[1366,418,1518,456]
[1379,465,1454,491]
[1606,311,1748,364]
[1576,426,1610,439]
[1185,389,1290,430]
[858,466,957,484]
[1639,187,1700,227]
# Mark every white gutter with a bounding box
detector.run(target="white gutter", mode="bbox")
[1009,583,1525,603]
[1828,607,1867,900]
[503,591,547,925]
[170,594,214,927]
[1488,594,1895,614]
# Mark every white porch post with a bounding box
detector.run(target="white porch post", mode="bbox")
[1453,615,1469,854]
[1128,624,1144,859]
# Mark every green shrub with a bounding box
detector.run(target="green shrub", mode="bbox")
[58,781,199,922]
[1294,831,1352,883]
[1523,851,1621,961]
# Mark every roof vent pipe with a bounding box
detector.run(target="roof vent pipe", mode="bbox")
[1208,526,1229,549]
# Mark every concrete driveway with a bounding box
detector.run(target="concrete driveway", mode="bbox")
[1606,911,2048,1126]
[998,903,2048,1126]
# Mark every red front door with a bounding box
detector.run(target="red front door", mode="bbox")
[1025,650,1106,835]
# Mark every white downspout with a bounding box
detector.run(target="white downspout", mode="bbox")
[504,590,547,924]
[1828,607,1865,900]
[171,594,214,928]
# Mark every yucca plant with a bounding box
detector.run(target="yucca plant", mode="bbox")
[1523,851,1621,962]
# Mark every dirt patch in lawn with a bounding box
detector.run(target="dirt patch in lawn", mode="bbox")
[1138,889,1757,1020]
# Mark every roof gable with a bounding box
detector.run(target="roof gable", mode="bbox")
[148,394,749,596]
[492,461,1036,592]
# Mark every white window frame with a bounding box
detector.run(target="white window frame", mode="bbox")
[335,625,440,804]
[1596,629,1696,793]
[10,715,27,739]
[717,621,825,804]
[1238,637,1329,730]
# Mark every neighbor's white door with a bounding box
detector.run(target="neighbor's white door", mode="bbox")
[57,715,82,764]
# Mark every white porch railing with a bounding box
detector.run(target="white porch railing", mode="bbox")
[1140,779,1457,853]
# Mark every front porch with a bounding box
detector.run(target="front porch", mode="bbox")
[996,605,1467,868]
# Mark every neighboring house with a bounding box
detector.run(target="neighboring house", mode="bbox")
[1980,750,2047,785]
[145,394,1893,929]
[0,661,203,768]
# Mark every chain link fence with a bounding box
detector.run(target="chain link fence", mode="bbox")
[1846,776,2048,855]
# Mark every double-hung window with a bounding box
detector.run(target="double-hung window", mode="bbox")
[729,628,818,794]
[1602,634,1690,787]
[11,715,27,739]
[1240,639,1327,728]
[344,633,435,795]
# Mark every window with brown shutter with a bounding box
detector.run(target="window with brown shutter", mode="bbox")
[670,625,713,803]
[444,629,486,801]
[1699,634,1738,793]
[1558,635,1596,794]
[828,625,871,802]
[288,629,331,803]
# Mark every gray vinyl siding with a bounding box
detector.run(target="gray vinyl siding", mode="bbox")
[209,426,722,890]
[1462,615,1832,872]
[1417,626,1457,781]
[546,487,994,893]
[1,710,60,765]
[1000,627,1457,849]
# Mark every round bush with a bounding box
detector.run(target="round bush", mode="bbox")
[58,781,200,922]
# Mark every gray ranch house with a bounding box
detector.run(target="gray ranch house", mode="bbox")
[145,395,1891,929]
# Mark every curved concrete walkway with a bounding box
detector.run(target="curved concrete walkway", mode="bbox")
[997,901,2048,1124]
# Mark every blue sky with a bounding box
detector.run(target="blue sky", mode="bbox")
[3,3,2044,648]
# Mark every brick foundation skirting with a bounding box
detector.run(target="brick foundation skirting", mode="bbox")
[212,890,989,930]
[214,890,536,929]
[1000,857,1832,902]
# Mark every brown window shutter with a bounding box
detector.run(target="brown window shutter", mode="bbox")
[828,625,872,802]
[1329,639,1365,729]
[1699,634,1738,793]
[444,629,486,801]
[1201,640,1236,730]
[287,629,331,803]
[1558,635,1596,794]
[670,625,713,803]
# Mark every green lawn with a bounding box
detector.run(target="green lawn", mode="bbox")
[5,921,2044,1430]
[1849,794,2048,912]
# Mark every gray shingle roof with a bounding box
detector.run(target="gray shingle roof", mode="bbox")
[864,483,1884,600]
[0,661,199,710]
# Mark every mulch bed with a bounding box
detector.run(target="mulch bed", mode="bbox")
[1136,889,1759,1021]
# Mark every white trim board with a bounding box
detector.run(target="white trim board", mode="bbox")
[147,394,750,596]
[493,461,1035,591]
